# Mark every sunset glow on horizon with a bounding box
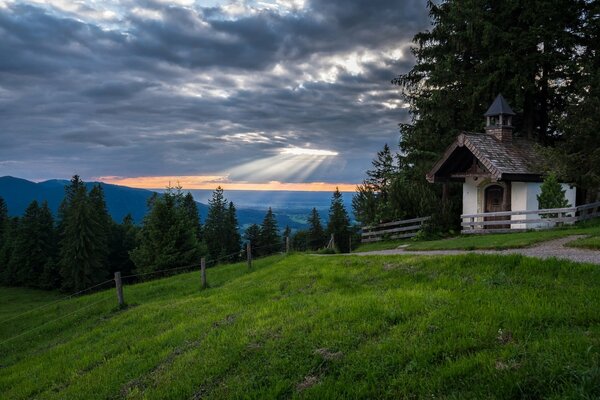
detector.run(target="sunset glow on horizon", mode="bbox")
[98,176,357,192]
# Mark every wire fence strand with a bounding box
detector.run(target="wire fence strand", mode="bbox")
[0,279,115,325]
[0,296,113,346]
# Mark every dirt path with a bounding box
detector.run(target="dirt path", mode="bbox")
[353,235,600,265]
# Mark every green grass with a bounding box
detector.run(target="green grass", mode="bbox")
[567,236,600,250]
[353,219,600,252]
[2,253,600,399]
[351,239,410,253]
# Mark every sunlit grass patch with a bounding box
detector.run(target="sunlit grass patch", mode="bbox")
[1,253,600,399]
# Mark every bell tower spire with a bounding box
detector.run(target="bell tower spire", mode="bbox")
[484,94,515,142]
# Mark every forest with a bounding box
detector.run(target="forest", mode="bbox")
[0,176,354,292]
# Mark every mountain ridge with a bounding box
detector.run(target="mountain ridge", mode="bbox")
[0,176,306,230]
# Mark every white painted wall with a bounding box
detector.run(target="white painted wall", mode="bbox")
[511,182,577,229]
[462,177,478,216]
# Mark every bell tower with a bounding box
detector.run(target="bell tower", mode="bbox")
[484,94,515,142]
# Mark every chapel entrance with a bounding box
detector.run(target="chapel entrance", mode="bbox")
[484,185,508,229]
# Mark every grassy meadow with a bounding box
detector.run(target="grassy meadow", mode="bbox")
[353,218,600,253]
[1,253,600,399]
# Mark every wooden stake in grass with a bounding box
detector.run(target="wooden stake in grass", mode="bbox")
[114,271,124,308]
[247,242,252,269]
[201,257,207,289]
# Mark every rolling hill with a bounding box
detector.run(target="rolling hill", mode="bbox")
[1,253,599,399]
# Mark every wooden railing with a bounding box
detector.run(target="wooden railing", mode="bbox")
[461,201,600,234]
[361,217,431,243]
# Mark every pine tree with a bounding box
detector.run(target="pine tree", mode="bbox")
[130,188,201,275]
[8,200,56,287]
[554,1,600,200]
[224,202,241,261]
[291,230,309,252]
[0,217,18,285]
[59,176,110,291]
[107,214,138,277]
[88,184,110,269]
[37,201,59,289]
[307,208,326,250]
[258,207,280,256]
[182,192,202,241]
[243,224,261,257]
[0,196,9,282]
[204,187,228,260]
[0,196,7,246]
[538,173,570,213]
[327,188,351,253]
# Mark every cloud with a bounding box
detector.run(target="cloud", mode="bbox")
[0,0,429,185]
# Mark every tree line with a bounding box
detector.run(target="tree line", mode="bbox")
[353,0,600,228]
[0,177,354,292]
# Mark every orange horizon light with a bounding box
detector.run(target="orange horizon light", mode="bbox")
[97,175,357,192]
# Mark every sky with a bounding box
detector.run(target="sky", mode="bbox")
[0,0,430,191]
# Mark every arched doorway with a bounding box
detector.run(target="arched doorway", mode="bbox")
[484,185,507,229]
[484,185,504,213]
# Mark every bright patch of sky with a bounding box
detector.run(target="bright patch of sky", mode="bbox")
[0,0,430,189]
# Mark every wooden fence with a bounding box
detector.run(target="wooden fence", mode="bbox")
[461,201,600,234]
[361,217,431,243]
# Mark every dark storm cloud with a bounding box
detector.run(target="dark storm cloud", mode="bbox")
[0,0,430,183]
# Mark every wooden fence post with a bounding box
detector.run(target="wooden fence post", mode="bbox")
[114,271,124,308]
[247,242,252,269]
[286,236,290,254]
[200,257,207,289]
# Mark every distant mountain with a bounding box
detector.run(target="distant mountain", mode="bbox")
[0,176,309,231]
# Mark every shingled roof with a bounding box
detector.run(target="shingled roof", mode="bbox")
[426,132,543,183]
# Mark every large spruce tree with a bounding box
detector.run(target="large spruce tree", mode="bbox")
[395,0,584,164]
[224,201,241,261]
[307,208,326,250]
[182,192,203,242]
[59,177,110,291]
[327,188,351,253]
[204,187,228,260]
[130,187,201,275]
[258,207,280,256]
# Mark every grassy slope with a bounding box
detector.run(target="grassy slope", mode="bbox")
[353,219,600,252]
[2,253,600,399]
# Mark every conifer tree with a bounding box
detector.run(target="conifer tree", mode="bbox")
[59,177,109,291]
[8,200,56,287]
[37,201,59,289]
[327,188,351,253]
[130,187,201,275]
[182,192,202,241]
[0,196,9,282]
[88,184,110,268]
[538,173,570,212]
[0,217,18,285]
[204,187,228,260]
[107,214,138,277]
[224,201,241,261]
[258,207,280,256]
[353,144,401,225]
[244,224,261,257]
[0,196,7,246]
[307,208,326,250]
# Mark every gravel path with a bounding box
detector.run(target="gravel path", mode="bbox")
[353,235,600,265]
